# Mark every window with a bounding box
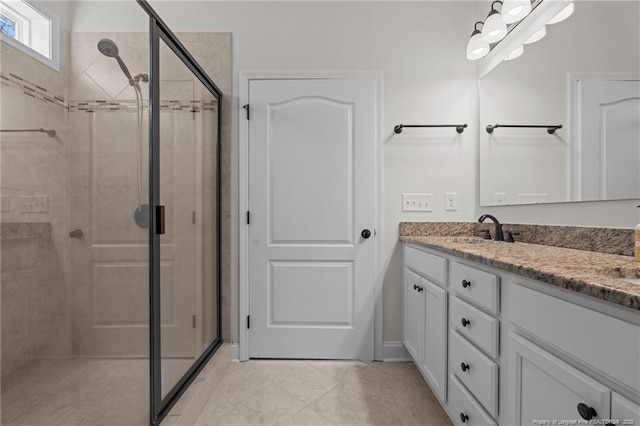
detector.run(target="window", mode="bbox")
[0,14,16,38]
[0,0,60,71]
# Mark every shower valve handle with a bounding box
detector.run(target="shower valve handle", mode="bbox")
[69,229,84,239]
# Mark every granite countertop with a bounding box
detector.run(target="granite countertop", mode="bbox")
[401,235,640,311]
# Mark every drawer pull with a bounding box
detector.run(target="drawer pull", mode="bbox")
[461,317,471,327]
[417,286,424,293]
[577,403,597,421]
[461,362,470,372]
[413,284,419,291]
[460,413,469,423]
[462,279,471,288]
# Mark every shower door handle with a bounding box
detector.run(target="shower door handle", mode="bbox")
[156,205,165,235]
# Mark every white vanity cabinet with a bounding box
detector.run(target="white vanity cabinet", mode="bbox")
[403,245,448,402]
[508,283,640,426]
[402,241,640,426]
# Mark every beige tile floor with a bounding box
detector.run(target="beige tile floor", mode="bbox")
[1,358,191,426]
[194,360,453,426]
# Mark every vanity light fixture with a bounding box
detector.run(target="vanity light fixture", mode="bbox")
[524,25,546,44]
[501,0,532,24]
[482,1,508,43]
[548,2,574,24]
[466,21,490,60]
[504,45,524,60]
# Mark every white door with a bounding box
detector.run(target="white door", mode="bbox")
[247,76,377,360]
[570,74,640,201]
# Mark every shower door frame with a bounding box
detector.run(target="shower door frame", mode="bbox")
[137,1,224,425]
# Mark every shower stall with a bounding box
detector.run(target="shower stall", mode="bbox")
[0,1,223,425]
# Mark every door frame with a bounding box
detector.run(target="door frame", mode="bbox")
[238,71,383,361]
[567,72,640,201]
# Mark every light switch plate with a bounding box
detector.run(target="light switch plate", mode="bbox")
[19,195,49,213]
[402,193,433,212]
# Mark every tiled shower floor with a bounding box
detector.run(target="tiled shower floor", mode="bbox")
[191,360,452,426]
[1,358,191,426]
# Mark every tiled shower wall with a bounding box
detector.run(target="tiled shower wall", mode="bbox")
[1,30,231,374]
[0,29,72,375]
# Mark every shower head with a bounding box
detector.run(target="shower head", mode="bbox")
[96,38,135,85]
[97,38,119,58]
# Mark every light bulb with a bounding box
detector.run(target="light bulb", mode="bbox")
[524,26,546,44]
[466,23,490,60]
[504,45,524,61]
[482,8,508,43]
[502,0,532,24]
[548,3,574,24]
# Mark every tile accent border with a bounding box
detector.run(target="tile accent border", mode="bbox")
[1,70,67,109]
[69,99,217,113]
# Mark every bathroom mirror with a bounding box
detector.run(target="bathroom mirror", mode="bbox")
[479,1,640,206]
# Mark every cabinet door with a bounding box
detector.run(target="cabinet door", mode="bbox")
[420,278,447,402]
[508,334,611,426]
[403,269,424,364]
[612,392,640,425]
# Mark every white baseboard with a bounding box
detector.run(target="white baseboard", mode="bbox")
[382,341,411,362]
[231,343,240,361]
[231,341,409,362]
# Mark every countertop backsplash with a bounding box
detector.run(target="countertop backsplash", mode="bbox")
[400,222,634,257]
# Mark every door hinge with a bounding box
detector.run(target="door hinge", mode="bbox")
[246,211,250,225]
[192,315,196,329]
[192,210,196,225]
[247,315,251,329]
[243,104,250,120]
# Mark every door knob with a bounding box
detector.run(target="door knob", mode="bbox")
[361,229,372,239]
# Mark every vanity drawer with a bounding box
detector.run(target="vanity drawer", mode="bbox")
[450,330,499,418]
[448,374,497,426]
[510,284,640,393]
[450,262,499,313]
[404,245,446,286]
[450,296,499,359]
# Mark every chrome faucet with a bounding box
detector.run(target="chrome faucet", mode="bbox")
[478,214,504,241]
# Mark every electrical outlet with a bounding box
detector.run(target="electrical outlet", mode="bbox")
[402,193,433,212]
[19,195,49,213]
[445,192,458,211]
[1,195,9,213]
[493,192,507,205]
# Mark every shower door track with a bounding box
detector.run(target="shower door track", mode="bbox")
[136,1,224,425]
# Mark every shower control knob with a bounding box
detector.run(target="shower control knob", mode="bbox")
[69,229,84,239]
[361,229,372,239]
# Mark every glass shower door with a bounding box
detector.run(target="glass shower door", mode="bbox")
[156,33,220,402]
